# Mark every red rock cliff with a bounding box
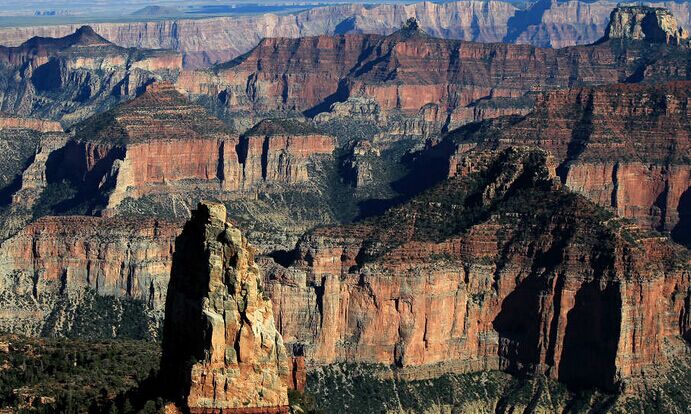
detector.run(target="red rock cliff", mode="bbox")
[56,84,338,214]
[447,81,691,239]
[0,215,180,336]
[178,24,690,132]
[264,148,690,390]
[0,1,688,68]
[240,119,336,187]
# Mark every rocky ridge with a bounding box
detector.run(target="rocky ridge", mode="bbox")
[161,201,290,413]
[28,83,337,218]
[446,81,690,243]
[0,26,182,125]
[178,17,691,135]
[604,5,689,45]
[0,1,688,68]
[264,147,690,391]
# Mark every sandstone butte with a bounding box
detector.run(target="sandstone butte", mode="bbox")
[445,81,690,242]
[176,9,690,134]
[0,1,688,68]
[58,82,335,215]
[604,5,689,45]
[263,147,691,391]
[0,25,182,124]
[161,201,290,414]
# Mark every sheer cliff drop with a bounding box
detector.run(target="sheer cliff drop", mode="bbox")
[161,201,290,413]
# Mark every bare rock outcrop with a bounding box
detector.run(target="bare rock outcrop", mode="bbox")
[240,119,336,187]
[604,5,689,45]
[264,147,690,391]
[0,215,180,337]
[0,26,182,124]
[161,201,289,413]
[446,81,690,241]
[179,19,690,134]
[0,1,688,68]
[39,85,338,216]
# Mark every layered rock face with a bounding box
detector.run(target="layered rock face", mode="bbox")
[605,5,689,45]
[0,26,181,124]
[43,84,337,216]
[161,201,289,413]
[0,215,179,337]
[64,82,241,213]
[0,114,62,133]
[240,120,336,186]
[0,1,688,68]
[264,148,690,390]
[180,21,690,133]
[446,81,690,241]
[0,118,69,240]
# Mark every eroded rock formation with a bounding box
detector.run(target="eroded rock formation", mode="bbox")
[179,18,690,134]
[0,26,181,124]
[161,201,289,413]
[604,5,689,45]
[240,120,336,186]
[0,119,69,240]
[0,215,179,337]
[29,83,337,218]
[264,147,690,391]
[446,81,690,241]
[0,1,688,68]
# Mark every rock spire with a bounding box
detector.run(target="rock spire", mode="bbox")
[161,201,290,413]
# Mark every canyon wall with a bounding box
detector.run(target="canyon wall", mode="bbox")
[264,148,690,390]
[240,120,337,186]
[0,1,688,68]
[0,26,181,125]
[41,83,337,215]
[178,19,690,134]
[447,81,690,239]
[605,5,689,45]
[0,215,180,337]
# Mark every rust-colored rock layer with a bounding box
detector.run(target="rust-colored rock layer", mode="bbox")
[0,114,62,133]
[178,23,690,132]
[50,84,336,213]
[0,215,180,335]
[264,148,690,390]
[0,1,688,67]
[447,81,690,239]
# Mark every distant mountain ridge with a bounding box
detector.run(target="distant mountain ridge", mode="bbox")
[0,0,688,68]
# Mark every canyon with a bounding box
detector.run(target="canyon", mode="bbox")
[0,25,181,125]
[0,5,687,412]
[445,81,690,243]
[177,11,691,136]
[0,1,688,69]
[263,147,690,393]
